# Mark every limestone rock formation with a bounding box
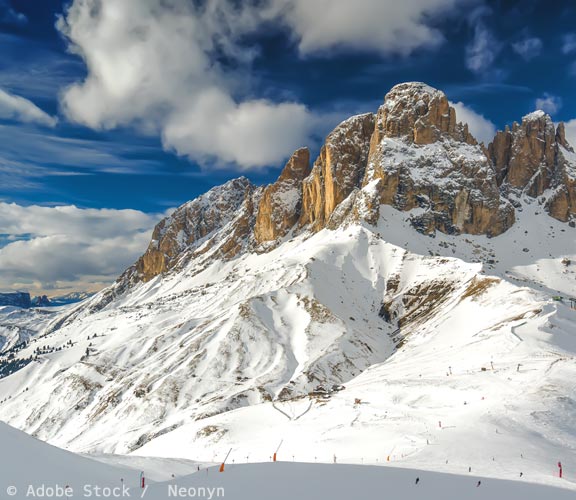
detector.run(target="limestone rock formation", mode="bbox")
[299,113,375,230]
[121,82,575,288]
[254,148,310,244]
[488,111,576,222]
[134,177,255,282]
[369,82,477,147]
[363,83,514,236]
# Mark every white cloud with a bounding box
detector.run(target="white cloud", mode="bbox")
[563,119,576,149]
[562,33,576,55]
[58,0,472,170]
[268,0,470,56]
[450,101,496,144]
[0,88,57,127]
[465,8,501,74]
[535,93,563,115]
[511,37,542,61]
[0,203,164,294]
[58,0,310,169]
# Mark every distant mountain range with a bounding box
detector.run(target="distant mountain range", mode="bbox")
[0,291,95,309]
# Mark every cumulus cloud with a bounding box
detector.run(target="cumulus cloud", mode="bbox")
[465,10,501,74]
[58,0,472,170]
[512,37,542,61]
[562,33,576,55]
[450,101,496,144]
[268,0,470,56]
[0,88,57,127]
[535,93,563,115]
[58,0,313,169]
[0,203,165,294]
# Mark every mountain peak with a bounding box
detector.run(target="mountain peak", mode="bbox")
[379,81,476,146]
[522,109,549,122]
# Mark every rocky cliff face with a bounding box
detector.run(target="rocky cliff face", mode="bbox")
[128,82,574,285]
[255,147,310,244]
[134,177,257,282]
[369,82,477,147]
[0,292,31,309]
[488,110,576,222]
[363,83,514,236]
[299,113,375,231]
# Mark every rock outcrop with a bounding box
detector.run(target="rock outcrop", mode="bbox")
[363,83,514,236]
[488,111,576,222]
[369,82,477,147]
[31,295,51,307]
[255,148,310,243]
[0,292,31,309]
[134,177,256,282]
[299,113,375,230]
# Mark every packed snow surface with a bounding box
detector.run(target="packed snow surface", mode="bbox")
[0,421,574,499]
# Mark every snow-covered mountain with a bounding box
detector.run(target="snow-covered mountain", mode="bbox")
[0,82,575,491]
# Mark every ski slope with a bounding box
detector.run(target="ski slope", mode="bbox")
[145,462,575,500]
[0,421,204,498]
[0,422,573,500]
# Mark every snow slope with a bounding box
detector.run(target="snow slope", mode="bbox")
[1,420,574,499]
[0,421,205,498]
[0,212,572,492]
[145,462,576,500]
[0,306,60,353]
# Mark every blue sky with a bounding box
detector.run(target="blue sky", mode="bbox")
[0,0,575,294]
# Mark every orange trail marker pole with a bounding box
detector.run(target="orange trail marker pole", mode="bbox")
[273,440,283,462]
[219,448,232,472]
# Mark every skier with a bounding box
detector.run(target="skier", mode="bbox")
[520,472,523,477]
[468,466,472,472]
[476,481,481,487]
[415,477,420,485]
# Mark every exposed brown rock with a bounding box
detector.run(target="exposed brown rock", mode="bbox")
[254,148,310,243]
[488,112,556,195]
[124,82,574,291]
[488,111,576,222]
[362,82,514,236]
[299,113,375,230]
[556,122,574,152]
[134,177,254,282]
[371,82,477,146]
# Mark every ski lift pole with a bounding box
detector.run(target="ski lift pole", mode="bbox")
[273,440,283,462]
[219,448,232,472]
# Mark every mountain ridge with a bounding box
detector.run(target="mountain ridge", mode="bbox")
[126,81,574,287]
